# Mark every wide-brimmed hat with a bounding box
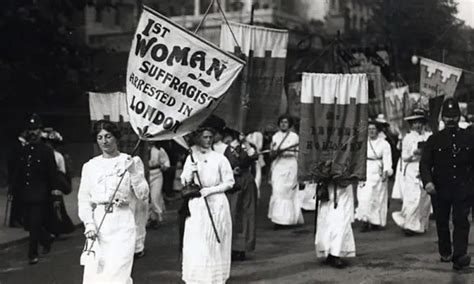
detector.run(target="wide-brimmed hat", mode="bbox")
[404,108,427,122]
[374,114,389,126]
[198,114,226,133]
[41,127,63,142]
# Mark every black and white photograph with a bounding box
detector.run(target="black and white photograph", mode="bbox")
[1,0,474,283]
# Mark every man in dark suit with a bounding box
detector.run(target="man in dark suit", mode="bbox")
[420,98,474,270]
[9,114,59,264]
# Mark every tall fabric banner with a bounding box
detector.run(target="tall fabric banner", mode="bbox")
[88,92,137,153]
[420,58,462,130]
[384,86,409,136]
[216,22,288,132]
[127,7,245,140]
[299,73,368,182]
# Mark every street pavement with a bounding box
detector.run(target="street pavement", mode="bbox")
[1,180,474,283]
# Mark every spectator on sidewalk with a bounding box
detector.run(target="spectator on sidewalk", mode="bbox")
[9,114,58,265]
[7,130,28,228]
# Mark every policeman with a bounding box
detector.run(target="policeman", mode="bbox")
[9,114,59,264]
[420,98,474,270]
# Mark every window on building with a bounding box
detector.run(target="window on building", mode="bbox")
[169,5,176,16]
[352,16,358,30]
[114,7,120,26]
[95,8,103,23]
[200,0,213,13]
[331,0,336,10]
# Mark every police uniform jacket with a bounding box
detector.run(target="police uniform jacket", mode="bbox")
[420,127,474,200]
[10,141,58,204]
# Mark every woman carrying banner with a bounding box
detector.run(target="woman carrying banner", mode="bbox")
[78,120,149,283]
[355,120,393,231]
[392,109,432,236]
[181,126,234,284]
[268,115,304,228]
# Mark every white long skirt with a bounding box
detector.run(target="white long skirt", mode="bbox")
[392,165,431,233]
[182,193,232,284]
[355,174,388,226]
[83,206,135,284]
[133,198,148,253]
[315,184,355,258]
[298,182,316,211]
[391,160,403,200]
[268,157,304,225]
[149,169,165,221]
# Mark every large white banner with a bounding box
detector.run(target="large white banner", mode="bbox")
[88,91,138,153]
[215,22,288,132]
[127,6,245,140]
[299,73,368,182]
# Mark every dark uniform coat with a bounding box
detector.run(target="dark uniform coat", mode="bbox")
[420,128,474,200]
[10,141,58,204]
[419,127,474,261]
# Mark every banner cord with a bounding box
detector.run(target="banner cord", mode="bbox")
[194,0,215,34]
[215,0,243,52]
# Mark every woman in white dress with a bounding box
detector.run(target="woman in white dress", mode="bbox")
[392,109,432,235]
[147,142,170,228]
[78,120,149,284]
[268,115,303,228]
[355,120,393,231]
[181,127,235,284]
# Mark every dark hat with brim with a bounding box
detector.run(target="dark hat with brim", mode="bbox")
[404,108,427,122]
[441,98,461,118]
[199,114,226,133]
[26,113,43,130]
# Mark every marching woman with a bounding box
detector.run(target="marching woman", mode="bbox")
[78,120,149,283]
[268,115,304,228]
[355,120,393,231]
[181,126,235,283]
[392,109,432,235]
[147,142,170,229]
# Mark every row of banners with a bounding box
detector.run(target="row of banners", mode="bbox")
[89,6,464,183]
[385,57,463,134]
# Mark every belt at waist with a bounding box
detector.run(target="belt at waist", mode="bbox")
[367,157,382,161]
[95,202,129,207]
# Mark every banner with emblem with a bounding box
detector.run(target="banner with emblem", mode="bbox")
[88,92,138,153]
[127,7,245,140]
[384,86,409,135]
[287,81,302,119]
[215,22,288,132]
[419,58,463,130]
[299,73,368,182]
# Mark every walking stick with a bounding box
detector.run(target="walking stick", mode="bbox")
[189,150,221,243]
[4,194,12,226]
[313,182,319,236]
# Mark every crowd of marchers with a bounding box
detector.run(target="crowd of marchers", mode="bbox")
[5,97,474,283]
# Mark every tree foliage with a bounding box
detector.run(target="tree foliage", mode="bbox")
[367,0,461,84]
[0,0,98,108]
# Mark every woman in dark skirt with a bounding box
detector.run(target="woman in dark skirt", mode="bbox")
[42,128,75,236]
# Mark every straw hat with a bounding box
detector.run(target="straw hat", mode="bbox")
[374,114,389,126]
[404,108,427,122]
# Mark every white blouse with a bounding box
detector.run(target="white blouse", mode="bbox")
[181,149,234,197]
[271,131,299,159]
[78,153,149,225]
